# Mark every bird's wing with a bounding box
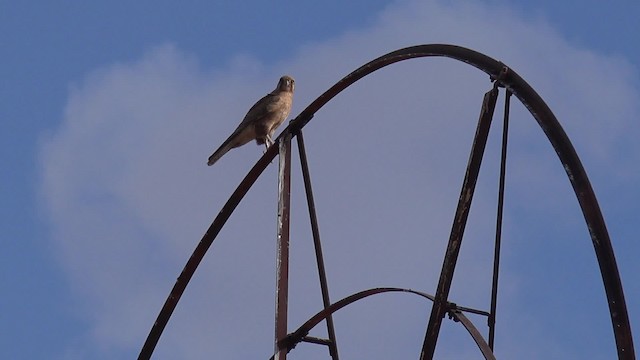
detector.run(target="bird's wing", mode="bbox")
[207,93,276,166]
[236,93,277,129]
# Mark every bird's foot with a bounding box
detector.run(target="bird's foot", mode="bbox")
[265,135,274,148]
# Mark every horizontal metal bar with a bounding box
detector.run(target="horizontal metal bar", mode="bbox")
[454,304,491,317]
[301,336,333,346]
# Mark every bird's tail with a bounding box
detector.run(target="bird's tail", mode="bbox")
[207,142,233,166]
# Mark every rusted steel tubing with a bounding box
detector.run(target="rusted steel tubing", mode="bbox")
[274,134,293,360]
[274,287,436,357]
[422,86,499,359]
[489,89,511,350]
[140,44,633,359]
[301,336,333,346]
[270,287,493,360]
[454,304,490,317]
[296,130,340,359]
[280,44,632,358]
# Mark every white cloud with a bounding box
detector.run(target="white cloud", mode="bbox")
[41,0,639,359]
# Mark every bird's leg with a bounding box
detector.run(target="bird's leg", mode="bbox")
[263,135,275,164]
[261,136,270,154]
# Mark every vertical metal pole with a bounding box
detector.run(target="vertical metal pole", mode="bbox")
[296,130,340,360]
[488,89,511,349]
[420,86,499,359]
[274,134,292,360]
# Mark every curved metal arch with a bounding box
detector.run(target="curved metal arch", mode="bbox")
[138,44,634,359]
[270,287,495,360]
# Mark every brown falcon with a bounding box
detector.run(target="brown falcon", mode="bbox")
[207,75,295,166]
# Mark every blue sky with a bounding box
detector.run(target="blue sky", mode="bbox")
[2,1,639,359]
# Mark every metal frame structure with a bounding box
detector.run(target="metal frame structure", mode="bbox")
[138,44,635,359]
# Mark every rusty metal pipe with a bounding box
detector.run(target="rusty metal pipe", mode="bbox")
[421,86,499,359]
[274,134,293,360]
[296,130,340,359]
[139,44,634,360]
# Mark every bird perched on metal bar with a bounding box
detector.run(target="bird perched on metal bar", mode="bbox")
[207,75,295,166]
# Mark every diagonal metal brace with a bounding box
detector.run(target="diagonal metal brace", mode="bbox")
[420,84,499,359]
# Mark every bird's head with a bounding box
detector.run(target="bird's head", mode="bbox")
[277,75,295,93]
